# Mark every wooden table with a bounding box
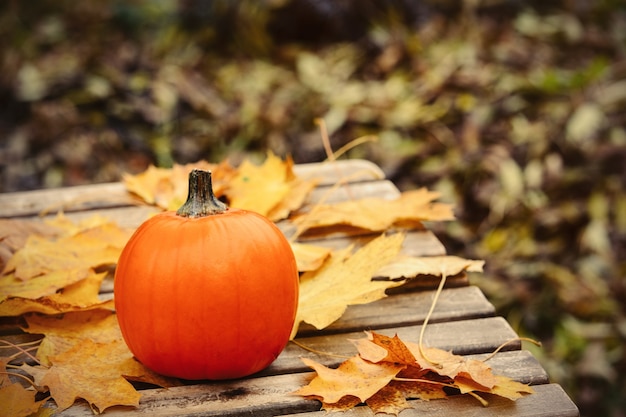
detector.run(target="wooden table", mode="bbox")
[0,159,579,416]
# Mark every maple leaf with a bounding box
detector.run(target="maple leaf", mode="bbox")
[0,216,130,315]
[292,233,406,338]
[292,188,454,237]
[294,356,405,405]
[123,160,236,210]
[38,339,142,413]
[227,152,317,221]
[20,310,178,412]
[3,221,130,280]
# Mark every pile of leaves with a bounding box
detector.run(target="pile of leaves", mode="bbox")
[296,331,532,414]
[1,154,497,414]
[1,1,624,415]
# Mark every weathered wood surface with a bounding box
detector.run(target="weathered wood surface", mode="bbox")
[55,352,561,417]
[285,384,580,417]
[0,159,385,218]
[0,159,579,416]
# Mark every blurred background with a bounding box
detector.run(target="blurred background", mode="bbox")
[1,0,624,415]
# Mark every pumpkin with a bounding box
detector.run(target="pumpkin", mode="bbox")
[114,169,299,380]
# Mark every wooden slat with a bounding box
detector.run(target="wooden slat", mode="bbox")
[295,286,495,337]
[263,317,520,376]
[284,384,579,417]
[51,350,552,417]
[0,159,386,218]
[293,159,386,184]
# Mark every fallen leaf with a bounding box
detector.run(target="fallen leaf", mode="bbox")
[3,221,130,280]
[0,271,113,316]
[290,242,332,272]
[296,331,534,414]
[292,233,405,337]
[39,339,142,413]
[374,255,485,280]
[227,152,316,221]
[294,356,405,404]
[292,188,454,237]
[20,310,178,412]
[406,343,498,390]
[123,160,236,210]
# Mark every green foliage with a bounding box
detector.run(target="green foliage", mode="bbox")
[1,1,625,415]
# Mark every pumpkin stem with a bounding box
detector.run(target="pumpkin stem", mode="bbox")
[176,169,228,218]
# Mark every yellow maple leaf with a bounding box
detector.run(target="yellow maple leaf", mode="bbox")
[292,233,405,338]
[3,221,130,281]
[23,309,123,365]
[292,188,454,237]
[123,160,236,210]
[40,339,142,413]
[20,310,178,412]
[226,152,318,221]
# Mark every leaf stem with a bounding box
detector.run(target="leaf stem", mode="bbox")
[0,339,41,364]
[418,270,448,367]
[481,337,542,362]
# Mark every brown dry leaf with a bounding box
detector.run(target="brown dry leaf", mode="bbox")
[365,384,413,415]
[406,343,498,390]
[0,383,47,417]
[294,356,405,404]
[374,255,485,280]
[292,188,454,236]
[290,242,332,272]
[123,160,236,210]
[227,152,317,221]
[296,331,534,414]
[291,233,405,338]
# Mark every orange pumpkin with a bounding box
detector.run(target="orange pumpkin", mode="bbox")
[114,169,299,380]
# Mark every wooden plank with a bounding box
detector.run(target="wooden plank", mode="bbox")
[295,286,495,337]
[262,317,520,376]
[293,159,386,184]
[0,159,386,218]
[284,384,579,417]
[52,350,551,417]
